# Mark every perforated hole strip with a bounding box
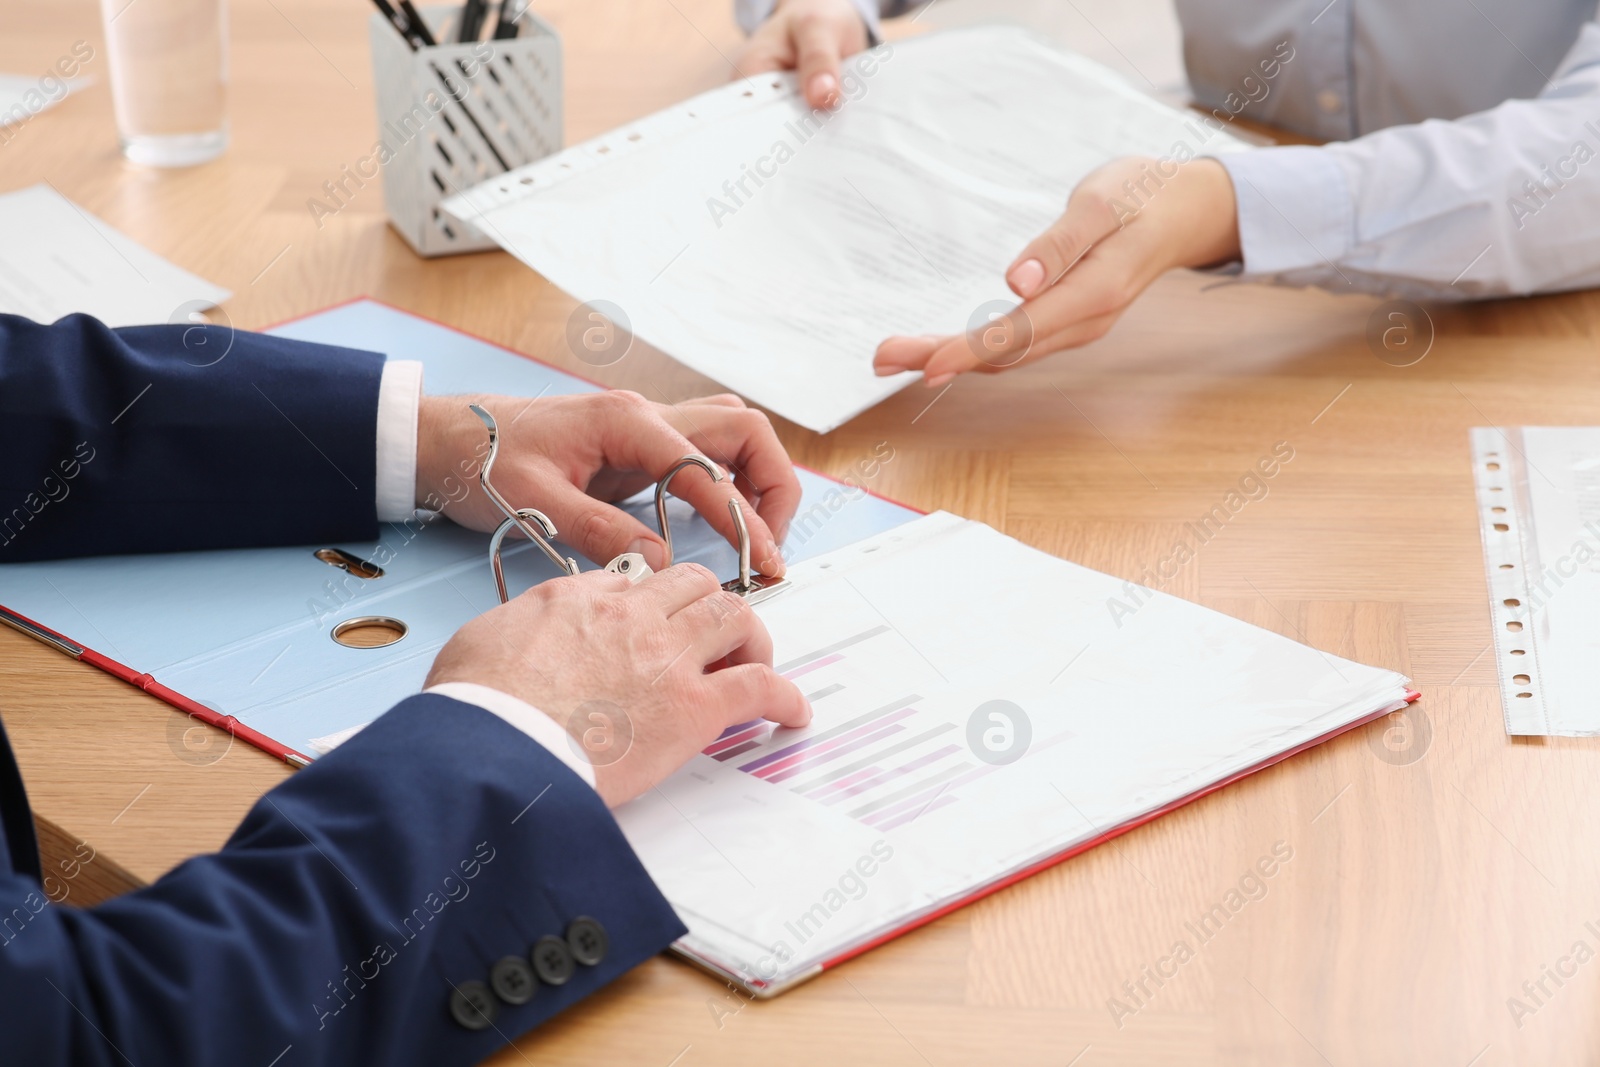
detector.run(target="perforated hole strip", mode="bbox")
[1469,427,1550,734]
[442,66,806,224]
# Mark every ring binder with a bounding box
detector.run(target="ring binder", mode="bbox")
[0,299,920,768]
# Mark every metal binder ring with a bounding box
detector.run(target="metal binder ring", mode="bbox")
[653,454,764,596]
[488,506,566,604]
[472,404,579,604]
[654,454,724,568]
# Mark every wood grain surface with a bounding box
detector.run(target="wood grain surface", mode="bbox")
[2,1,1597,1063]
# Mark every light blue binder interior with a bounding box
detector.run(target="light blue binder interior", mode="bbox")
[0,301,917,757]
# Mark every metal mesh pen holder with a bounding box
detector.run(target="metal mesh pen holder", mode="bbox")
[368,7,562,257]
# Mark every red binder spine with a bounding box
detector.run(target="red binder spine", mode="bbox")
[0,605,311,768]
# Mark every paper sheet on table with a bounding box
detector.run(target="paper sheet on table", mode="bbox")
[1471,427,1600,735]
[0,74,86,128]
[620,511,1411,994]
[0,184,229,327]
[444,25,1250,433]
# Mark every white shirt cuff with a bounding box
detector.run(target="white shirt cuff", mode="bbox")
[375,360,423,523]
[1216,146,1356,281]
[1215,146,1354,278]
[423,681,597,789]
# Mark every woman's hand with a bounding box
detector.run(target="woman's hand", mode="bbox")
[735,0,871,109]
[874,156,1242,386]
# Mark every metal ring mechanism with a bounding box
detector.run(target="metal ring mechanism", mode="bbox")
[473,404,580,604]
[472,403,787,605]
[656,455,787,603]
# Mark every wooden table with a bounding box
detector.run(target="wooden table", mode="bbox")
[4,1,1598,1063]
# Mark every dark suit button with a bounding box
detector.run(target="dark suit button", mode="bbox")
[449,980,499,1031]
[490,955,537,1005]
[532,934,575,985]
[565,916,608,966]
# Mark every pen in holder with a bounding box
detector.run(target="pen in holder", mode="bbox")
[367,5,562,257]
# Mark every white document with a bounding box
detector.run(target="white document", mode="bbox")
[619,512,1412,994]
[445,26,1249,432]
[1471,427,1600,735]
[0,74,86,127]
[0,184,230,327]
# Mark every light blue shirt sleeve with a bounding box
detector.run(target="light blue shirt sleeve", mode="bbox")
[1216,19,1600,299]
[734,0,907,38]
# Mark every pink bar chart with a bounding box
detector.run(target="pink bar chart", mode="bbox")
[700,625,975,831]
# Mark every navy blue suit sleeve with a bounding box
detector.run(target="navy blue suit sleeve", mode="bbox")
[0,696,687,1066]
[0,313,385,561]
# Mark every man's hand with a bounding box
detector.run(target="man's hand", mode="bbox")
[416,391,799,578]
[737,0,871,109]
[874,156,1242,386]
[425,567,811,807]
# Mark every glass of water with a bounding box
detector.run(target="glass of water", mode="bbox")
[99,0,229,166]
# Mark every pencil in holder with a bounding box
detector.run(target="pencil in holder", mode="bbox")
[368,6,562,257]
